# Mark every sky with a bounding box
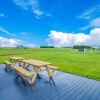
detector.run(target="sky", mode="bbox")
[0,0,100,47]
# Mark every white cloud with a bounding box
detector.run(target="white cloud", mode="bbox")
[0,26,36,47]
[78,5,100,30]
[89,28,100,47]
[46,28,100,47]
[90,17,100,27]
[0,13,4,17]
[0,26,15,36]
[0,36,36,47]
[0,37,23,47]
[33,10,43,16]
[78,5,100,20]
[81,17,100,30]
[13,0,51,19]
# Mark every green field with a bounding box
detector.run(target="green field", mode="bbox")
[0,48,100,80]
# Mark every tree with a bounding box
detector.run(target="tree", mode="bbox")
[40,46,55,48]
[73,45,91,49]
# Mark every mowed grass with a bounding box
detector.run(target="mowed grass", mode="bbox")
[0,48,100,80]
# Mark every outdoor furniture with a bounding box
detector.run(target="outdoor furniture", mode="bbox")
[9,57,25,66]
[20,60,56,78]
[4,58,59,85]
[47,65,58,76]
[4,61,13,70]
[13,66,37,85]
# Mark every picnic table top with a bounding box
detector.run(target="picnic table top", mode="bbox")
[21,59,51,67]
[9,57,25,60]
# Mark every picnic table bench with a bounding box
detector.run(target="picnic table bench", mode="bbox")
[4,61,13,70]
[13,66,37,85]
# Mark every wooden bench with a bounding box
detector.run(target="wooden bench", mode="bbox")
[47,65,58,70]
[4,61,13,70]
[13,66,37,85]
[46,65,59,77]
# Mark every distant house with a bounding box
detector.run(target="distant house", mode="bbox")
[78,48,85,52]
[16,45,24,49]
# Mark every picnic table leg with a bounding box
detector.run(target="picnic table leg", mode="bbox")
[33,66,42,79]
[22,62,26,68]
[18,60,22,66]
[22,63,30,68]
[51,69,55,75]
[10,59,17,65]
[46,67,53,78]
[16,71,22,78]
[10,58,12,62]
[26,73,37,85]
[33,66,38,72]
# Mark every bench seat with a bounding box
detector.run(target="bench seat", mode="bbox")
[13,66,37,85]
[4,61,13,70]
[47,65,58,70]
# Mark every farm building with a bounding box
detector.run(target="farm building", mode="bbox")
[78,48,85,52]
[16,45,24,49]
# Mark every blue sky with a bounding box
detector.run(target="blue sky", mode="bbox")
[0,0,100,47]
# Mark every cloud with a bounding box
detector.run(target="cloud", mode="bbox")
[0,36,36,47]
[78,4,100,30]
[0,13,4,17]
[78,5,100,20]
[89,17,100,27]
[80,17,100,30]
[46,28,100,47]
[0,37,24,47]
[13,0,51,19]
[0,26,15,36]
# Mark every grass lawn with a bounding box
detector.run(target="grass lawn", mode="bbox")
[0,48,100,80]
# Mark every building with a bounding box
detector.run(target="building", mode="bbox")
[16,45,24,49]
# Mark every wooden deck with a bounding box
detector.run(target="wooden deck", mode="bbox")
[0,64,100,100]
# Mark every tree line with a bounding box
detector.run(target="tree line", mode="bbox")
[40,45,91,49]
[40,46,55,48]
[73,45,91,49]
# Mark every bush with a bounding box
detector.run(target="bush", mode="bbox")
[73,45,91,49]
[40,46,55,48]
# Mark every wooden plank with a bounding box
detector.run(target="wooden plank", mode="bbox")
[4,61,12,65]
[36,76,86,100]
[74,80,97,100]
[89,82,100,100]
[96,89,100,100]
[47,65,58,69]
[51,77,88,100]
[81,81,100,100]
[10,57,25,60]
[26,74,80,100]
[13,66,36,77]
[21,60,51,67]
[62,79,93,100]
[4,60,13,70]
[13,66,37,85]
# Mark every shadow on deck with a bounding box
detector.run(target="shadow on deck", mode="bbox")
[0,64,100,100]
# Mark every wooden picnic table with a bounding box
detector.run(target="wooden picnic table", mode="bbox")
[20,59,54,78]
[9,57,25,66]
